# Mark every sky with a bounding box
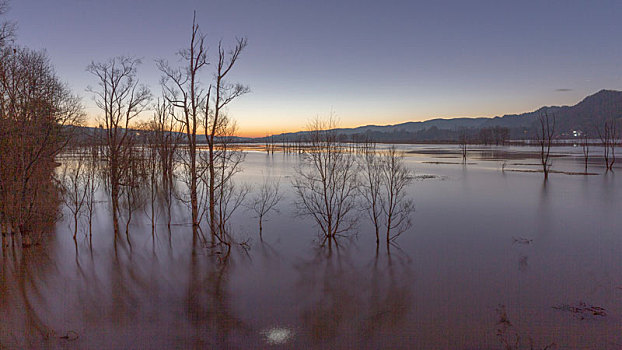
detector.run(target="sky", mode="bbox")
[5,0,622,137]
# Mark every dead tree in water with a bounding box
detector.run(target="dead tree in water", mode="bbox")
[204,37,249,237]
[151,98,180,230]
[581,134,589,171]
[293,117,359,240]
[84,143,100,243]
[157,14,206,236]
[459,128,468,163]
[380,147,414,244]
[87,56,151,237]
[359,141,383,244]
[537,112,555,180]
[248,178,282,236]
[204,121,248,240]
[121,140,147,245]
[60,150,90,241]
[597,119,619,171]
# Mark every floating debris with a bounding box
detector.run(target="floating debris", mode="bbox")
[552,302,607,320]
[422,161,477,165]
[59,330,79,341]
[512,237,533,245]
[414,174,442,180]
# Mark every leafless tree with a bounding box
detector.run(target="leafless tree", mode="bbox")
[157,13,207,235]
[596,119,619,171]
[380,147,414,244]
[359,141,383,244]
[537,112,555,180]
[459,128,468,162]
[248,178,282,236]
[87,56,151,237]
[204,37,249,236]
[60,150,90,241]
[138,119,163,239]
[202,120,248,241]
[581,133,589,171]
[293,117,359,240]
[83,143,100,243]
[120,136,148,245]
[0,0,15,48]
[150,98,181,230]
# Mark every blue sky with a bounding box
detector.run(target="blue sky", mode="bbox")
[6,0,622,136]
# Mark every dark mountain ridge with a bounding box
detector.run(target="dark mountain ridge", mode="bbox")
[265,89,622,142]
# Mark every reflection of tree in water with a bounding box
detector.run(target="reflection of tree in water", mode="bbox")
[296,239,413,348]
[185,244,249,349]
[0,179,61,348]
[0,237,59,348]
[360,246,412,340]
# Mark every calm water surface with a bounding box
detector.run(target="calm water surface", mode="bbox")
[2,144,622,349]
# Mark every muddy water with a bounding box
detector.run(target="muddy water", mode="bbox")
[1,145,622,349]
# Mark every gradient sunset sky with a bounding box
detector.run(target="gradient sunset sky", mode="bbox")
[6,0,622,137]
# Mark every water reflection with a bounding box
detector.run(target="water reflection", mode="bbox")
[2,147,622,348]
[295,239,414,348]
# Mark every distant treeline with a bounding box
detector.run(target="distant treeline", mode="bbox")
[345,126,513,144]
[257,126,516,145]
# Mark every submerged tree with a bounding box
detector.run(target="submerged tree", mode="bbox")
[60,150,90,241]
[458,128,468,162]
[581,133,589,171]
[87,56,151,237]
[150,98,181,230]
[158,13,248,240]
[157,14,207,235]
[380,147,414,243]
[294,117,359,240]
[360,145,414,245]
[537,112,555,180]
[596,119,619,171]
[248,178,282,236]
[204,37,249,237]
[359,142,383,243]
[204,121,249,241]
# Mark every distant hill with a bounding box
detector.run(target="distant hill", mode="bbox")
[261,89,622,142]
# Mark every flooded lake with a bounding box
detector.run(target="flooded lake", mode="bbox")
[2,144,622,349]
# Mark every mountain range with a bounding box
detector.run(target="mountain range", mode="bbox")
[264,89,622,142]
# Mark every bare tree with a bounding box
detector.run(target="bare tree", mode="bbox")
[87,56,151,237]
[581,133,589,171]
[293,117,359,240]
[151,98,181,230]
[60,150,89,241]
[120,138,147,245]
[537,112,555,180]
[359,141,383,244]
[248,178,282,236]
[204,37,249,236]
[596,119,619,171]
[458,128,468,162]
[203,120,248,241]
[157,13,207,235]
[84,142,100,243]
[380,147,414,244]
[0,0,15,48]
